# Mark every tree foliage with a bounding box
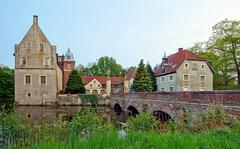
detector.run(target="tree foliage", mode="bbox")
[0,67,14,98]
[132,59,153,92]
[208,19,240,85]
[65,70,85,94]
[146,63,157,91]
[77,56,126,77]
[189,19,240,89]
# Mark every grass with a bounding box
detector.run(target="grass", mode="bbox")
[23,129,240,149]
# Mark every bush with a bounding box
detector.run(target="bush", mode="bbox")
[126,111,158,132]
[67,108,106,136]
[192,106,226,132]
[80,94,98,106]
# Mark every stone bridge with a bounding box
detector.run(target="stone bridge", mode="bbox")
[110,91,240,122]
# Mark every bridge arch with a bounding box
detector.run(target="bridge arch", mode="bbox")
[153,110,171,123]
[113,103,123,115]
[127,106,139,116]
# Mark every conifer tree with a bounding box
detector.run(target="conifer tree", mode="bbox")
[132,59,153,92]
[146,63,157,91]
[65,70,85,94]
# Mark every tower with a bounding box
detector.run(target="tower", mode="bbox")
[14,16,61,105]
[63,48,75,90]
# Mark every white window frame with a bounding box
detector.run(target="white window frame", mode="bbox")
[44,57,50,66]
[39,75,47,85]
[161,76,165,83]
[20,57,27,65]
[184,63,189,69]
[200,75,206,82]
[169,75,174,81]
[169,86,174,92]
[200,87,206,91]
[201,64,205,70]
[24,74,32,85]
[183,74,190,81]
[183,86,190,91]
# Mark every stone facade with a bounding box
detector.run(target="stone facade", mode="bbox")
[14,16,62,105]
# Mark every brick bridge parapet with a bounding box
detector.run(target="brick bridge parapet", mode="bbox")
[110,91,240,120]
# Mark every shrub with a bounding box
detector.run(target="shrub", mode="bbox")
[80,94,98,106]
[126,111,158,132]
[67,108,106,136]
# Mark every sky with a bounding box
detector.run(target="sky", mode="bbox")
[1,0,240,69]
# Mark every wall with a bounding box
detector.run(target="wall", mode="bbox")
[156,73,177,92]
[177,60,213,91]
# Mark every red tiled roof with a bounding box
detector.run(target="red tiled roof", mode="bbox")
[155,49,205,76]
[81,76,124,85]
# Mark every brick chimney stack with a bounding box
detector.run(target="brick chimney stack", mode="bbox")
[33,15,38,24]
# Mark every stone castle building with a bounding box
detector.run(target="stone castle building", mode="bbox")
[14,16,63,105]
[155,48,214,92]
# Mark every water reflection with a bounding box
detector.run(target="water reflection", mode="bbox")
[14,106,128,126]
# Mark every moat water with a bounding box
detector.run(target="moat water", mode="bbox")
[14,106,127,126]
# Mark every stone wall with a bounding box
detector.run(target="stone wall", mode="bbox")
[56,94,109,106]
[111,91,240,105]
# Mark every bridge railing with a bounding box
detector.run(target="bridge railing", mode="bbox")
[111,91,240,105]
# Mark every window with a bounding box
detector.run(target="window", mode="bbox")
[21,57,26,65]
[161,88,165,91]
[90,84,92,87]
[92,89,98,95]
[200,75,206,82]
[67,64,70,69]
[98,84,100,87]
[40,76,46,85]
[25,75,31,85]
[201,64,205,70]
[192,63,198,71]
[58,57,62,62]
[183,74,189,81]
[169,86,174,92]
[184,63,189,69]
[40,44,44,51]
[26,42,31,50]
[200,87,206,91]
[183,86,189,91]
[169,75,173,81]
[161,77,165,82]
[44,58,50,65]
[27,92,31,97]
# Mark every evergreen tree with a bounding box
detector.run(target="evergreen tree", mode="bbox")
[0,67,14,98]
[146,63,157,91]
[65,70,85,94]
[132,59,153,92]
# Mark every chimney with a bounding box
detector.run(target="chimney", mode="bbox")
[33,15,38,24]
[178,48,183,52]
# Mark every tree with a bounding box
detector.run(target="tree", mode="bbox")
[132,59,153,92]
[0,67,14,98]
[146,63,157,91]
[207,19,240,85]
[90,56,125,76]
[65,70,85,94]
